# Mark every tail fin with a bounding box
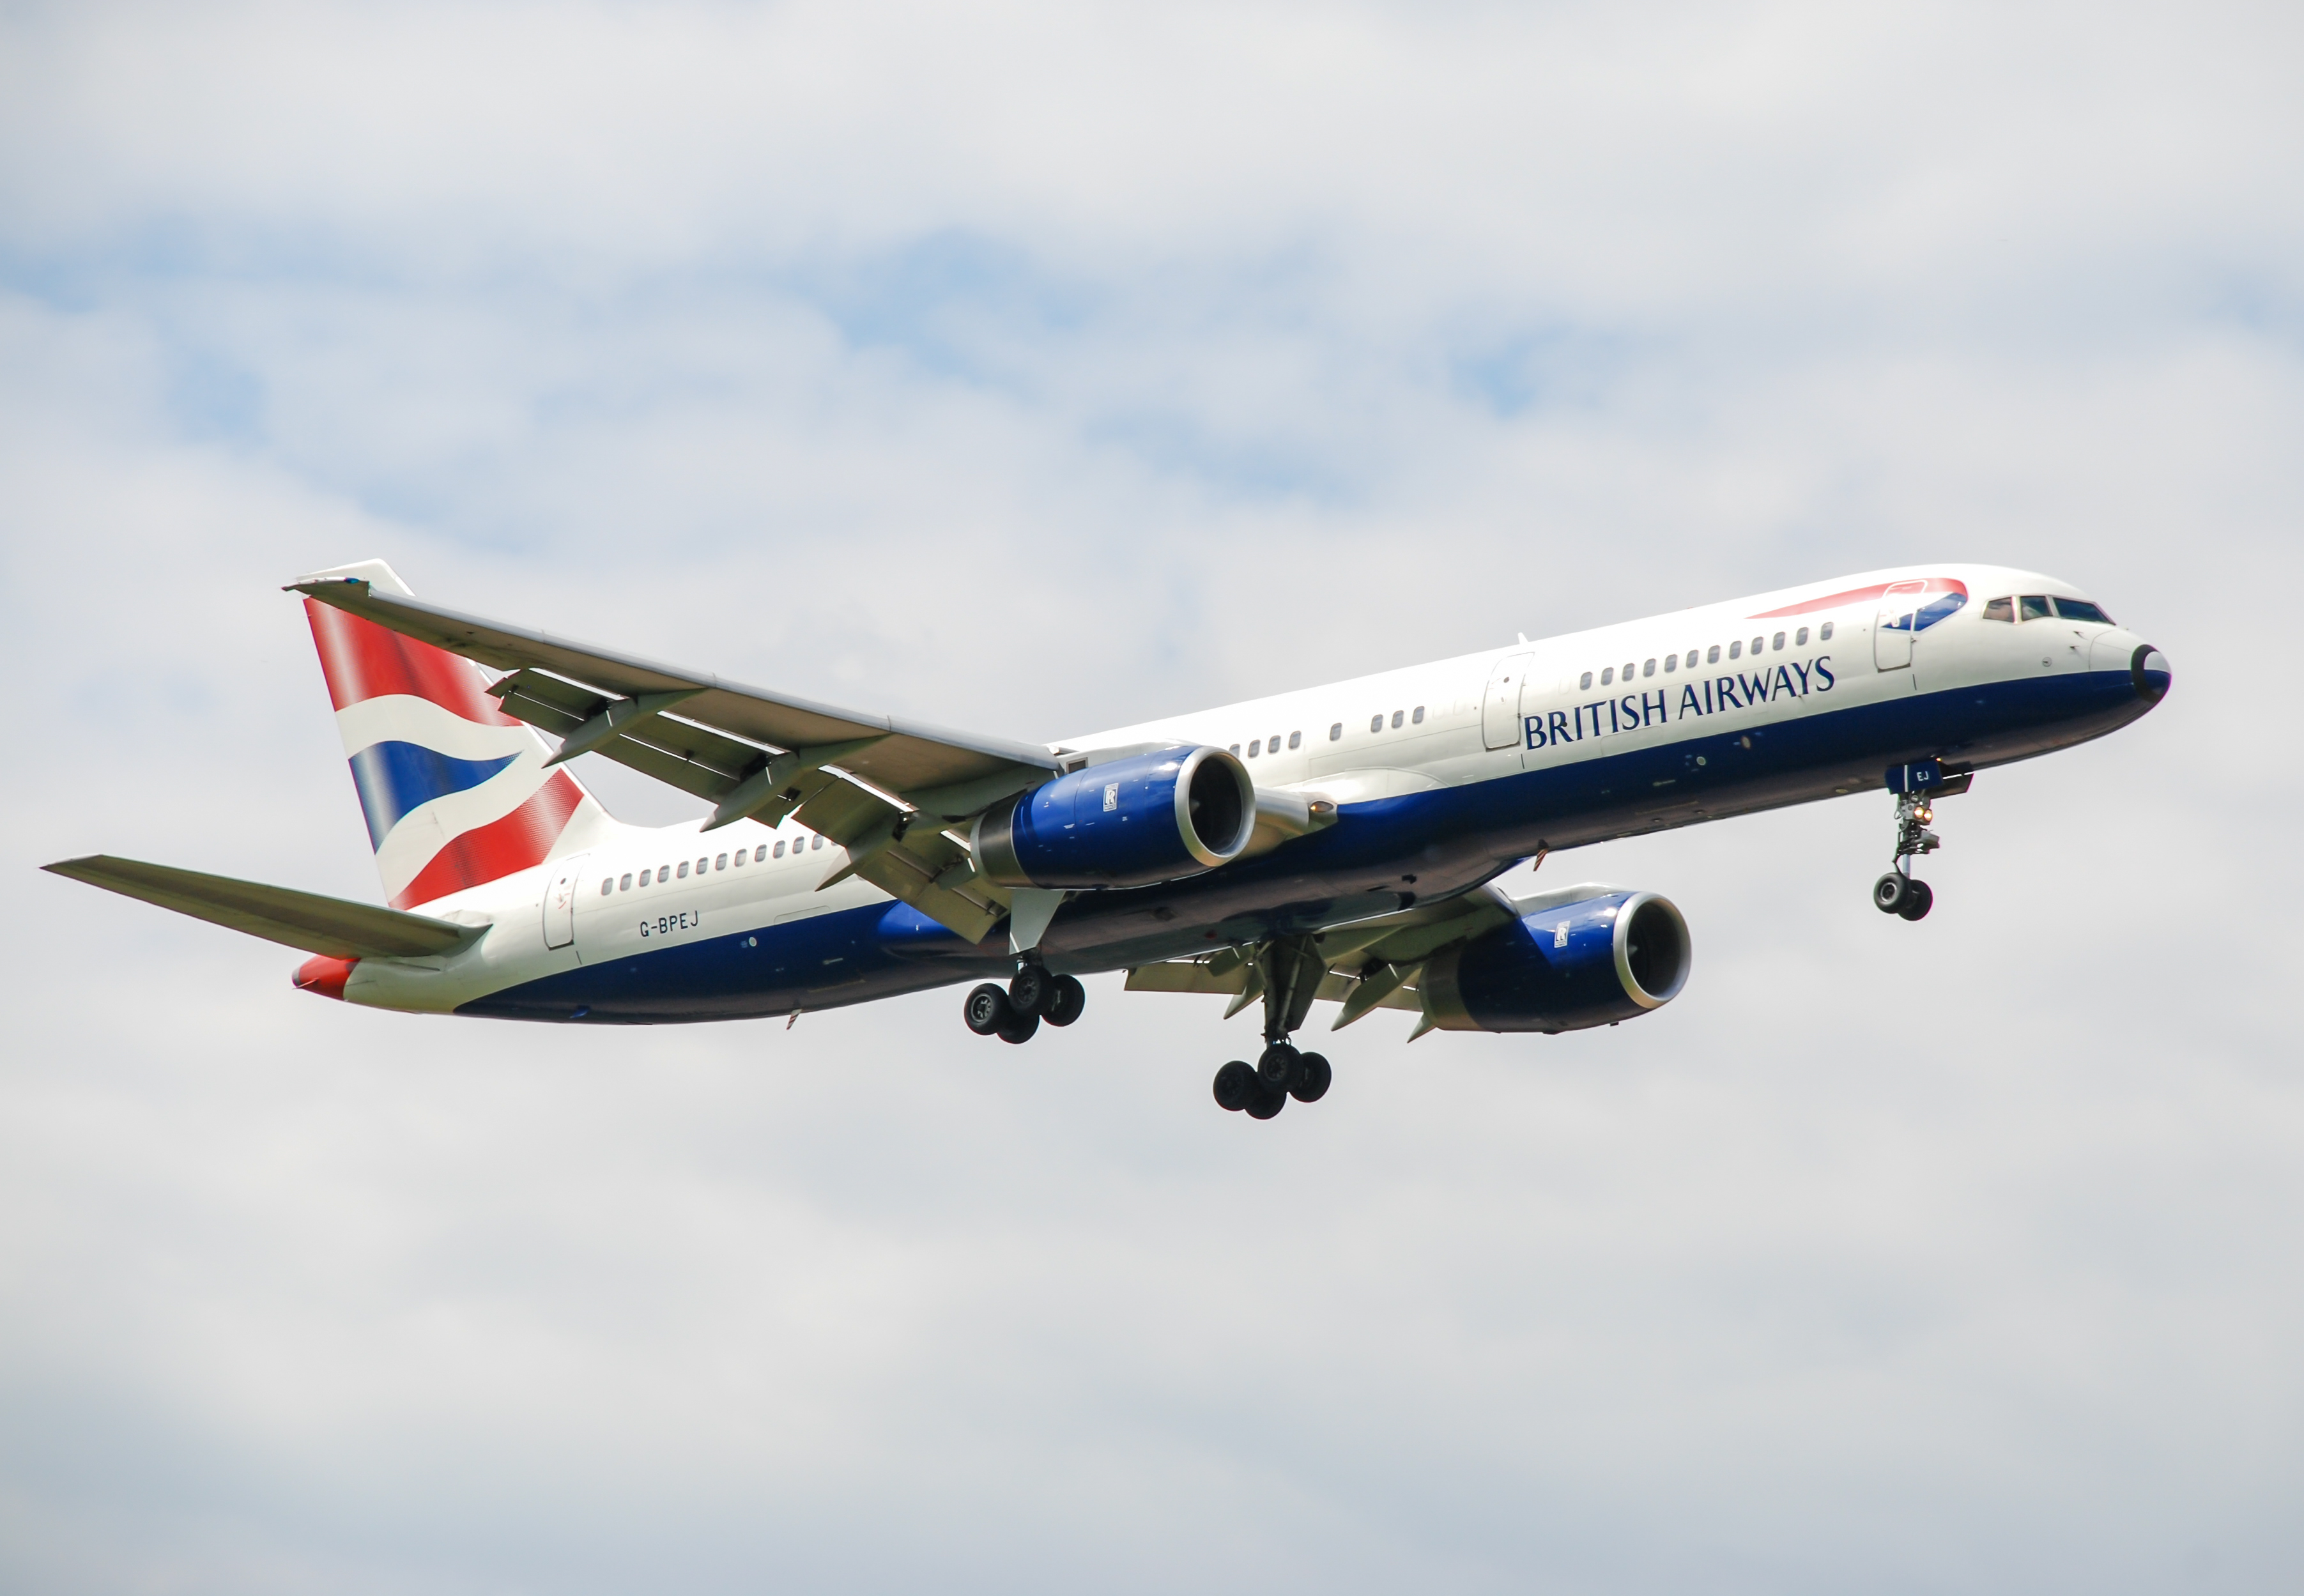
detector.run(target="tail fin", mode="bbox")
[300,560,611,910]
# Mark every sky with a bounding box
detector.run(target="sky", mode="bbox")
[3,1,2301,1591]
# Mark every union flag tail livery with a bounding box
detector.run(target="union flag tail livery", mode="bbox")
[300,560,610,910]
[47,558,2170,1122]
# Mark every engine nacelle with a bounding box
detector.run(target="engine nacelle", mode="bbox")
[1420,888,1691,1033]
[974,746,1257,890]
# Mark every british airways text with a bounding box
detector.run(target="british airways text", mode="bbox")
[1525,656,1838,749]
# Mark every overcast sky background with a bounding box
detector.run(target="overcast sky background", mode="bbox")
[4,2,2301,1591]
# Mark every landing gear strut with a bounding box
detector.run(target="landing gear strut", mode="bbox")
[962,960,1086,1043]
[1873,790,1939,921]
[1211,935,1334,1119]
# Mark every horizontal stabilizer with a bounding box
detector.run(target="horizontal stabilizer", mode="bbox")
[43,856,484,960]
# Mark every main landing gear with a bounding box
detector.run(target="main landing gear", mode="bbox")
[1873,789,1939,922]
[1211,935,1334,1121]
[962,962,1086,1044]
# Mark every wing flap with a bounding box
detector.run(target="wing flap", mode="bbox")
[43,856,481,960]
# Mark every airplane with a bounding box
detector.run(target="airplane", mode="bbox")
[45,559,2170,1121]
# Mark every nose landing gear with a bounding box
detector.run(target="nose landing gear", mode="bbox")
[1210,936,1335,1120]
[1873,788,1940,921]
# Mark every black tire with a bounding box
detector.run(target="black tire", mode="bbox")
[1257,1041,1300,1085]
[1245,1078,1288,1119]
[1043,973,1087,1027]
[996,1009,1041,1045]
[1291,1052,1332,1103]
[1898,879,1935,921]
[1873,873,1911,915]
[1213,1060,1257,1112]
[963,983,1013,1036]
[1009,965,1050,1016]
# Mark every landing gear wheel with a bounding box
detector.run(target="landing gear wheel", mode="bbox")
[1896,879,1934,921]
[1213,1060,1256,1112]
[1008,965,1050,1017]
[1257,1041,1300,1086]
[963,983,1013,1036]
[1043,973,1087,1027]
[1290,1052,1332,1103]
[1873,873,1912,915]
[1245,1078,1288,1119]
[995,1008,1041,1045]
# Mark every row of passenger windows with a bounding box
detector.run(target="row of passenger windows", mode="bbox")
[1981,595,2114,624]
[599,833,826,894]
[1578,624,1832,691]
[1225,705,1429,759]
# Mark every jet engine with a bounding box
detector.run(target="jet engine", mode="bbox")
[974,746,1257,890]
[1419,888,1691,1033]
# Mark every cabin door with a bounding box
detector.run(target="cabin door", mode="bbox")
[1482,653,1535,750]
[542,856,587,949]
[1874,581,1926,670]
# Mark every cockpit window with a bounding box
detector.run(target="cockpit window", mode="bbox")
[1983,596,2013,622]
[2019,595,2053,620]
[2052,597,2113,624]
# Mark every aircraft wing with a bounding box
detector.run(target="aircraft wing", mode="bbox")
[1125,883,1523,1036]
[43,856,483,960]
[292,576,1053,944]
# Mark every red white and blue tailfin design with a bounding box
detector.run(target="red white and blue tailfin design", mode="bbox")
[301,560,611,910]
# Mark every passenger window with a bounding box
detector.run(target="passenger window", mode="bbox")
[1622,662,1634,681]
[639,868,652,886]
[1707,645,1720,664]
[1983,596,2013,621]
[774,841,785,858]
[1642,658,1655,677]
[1329,723,1342,740]
[1770,633,1783,650]
[620,873,633,891]
[2020,595,2052,620]
[732,848,745,866]
[1664,654,1677,672]
[812,836,824,850]
[1795,626,1809,646]
[1268,732,1280,749]
[600,878,613,896]
[716,854,727,870]
[1247,739,1261,757]
[677,861,688,879]
[1728,641,1741,659]
[2052,597,2113,624]
[1820,621,1834,641]
[1228,743,1240,755]
[1370,714,1382,732]
[1601,666,1614,685]
[1750,636,1763,655]
[1411,707,1424,724]
[658,863,670,880]
[1391,710,1404,728]
[1289,730,1302,749]
[754,846,767,863]
[1579,671,1593,689]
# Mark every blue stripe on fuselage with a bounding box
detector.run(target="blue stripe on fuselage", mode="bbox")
[454,900,997,1024]
[348,742,519,848]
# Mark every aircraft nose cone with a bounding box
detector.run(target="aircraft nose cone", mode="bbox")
[2130,644,2172,705]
